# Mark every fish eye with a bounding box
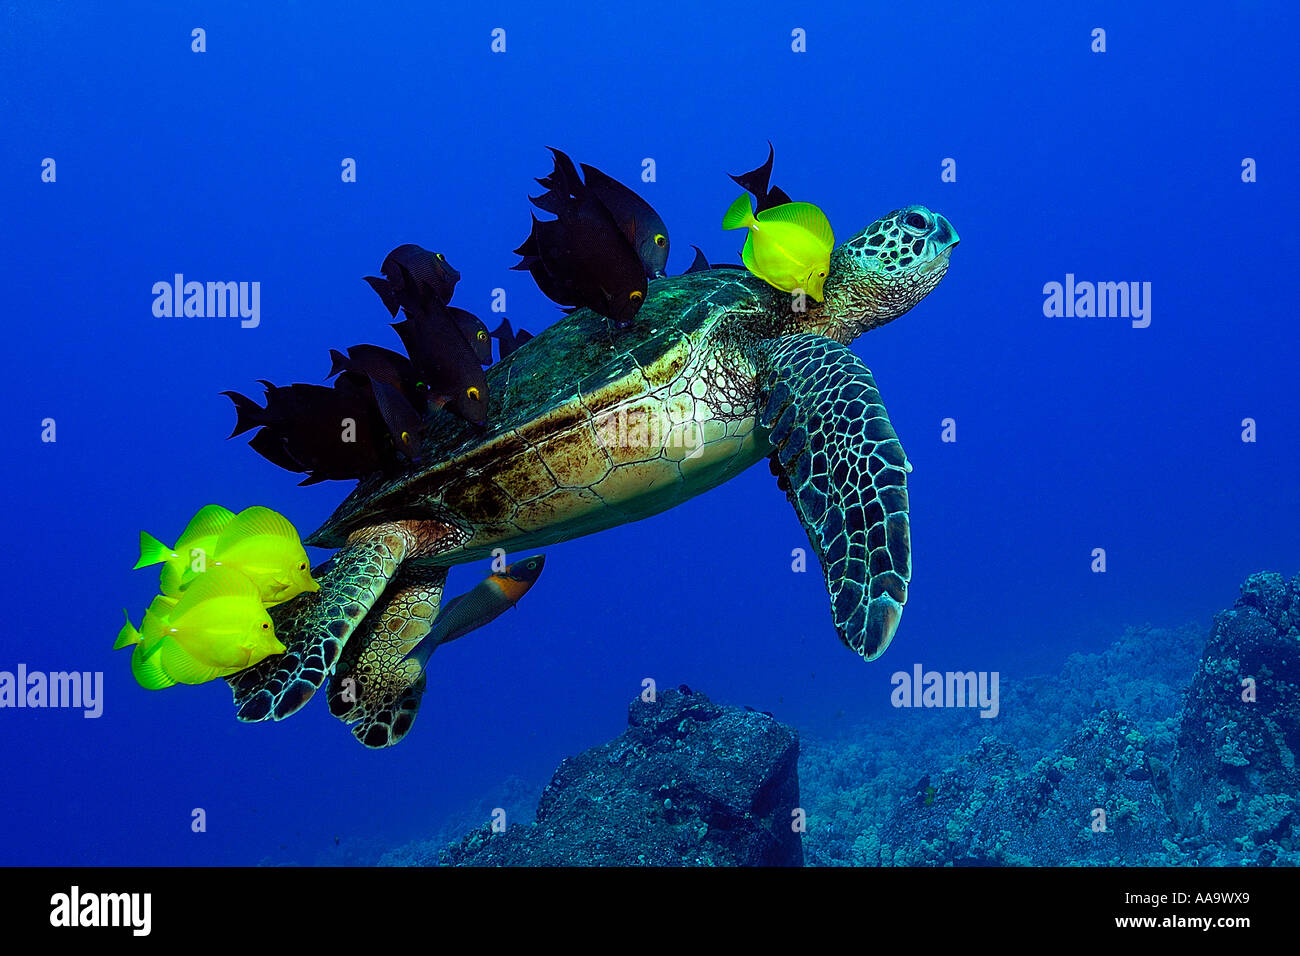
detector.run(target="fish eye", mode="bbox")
[477,330,487,340]
[436,253,445,261]
[467,387,481,401]
[629,290,643,301]
[298,562,306,570]
[400,431,410,443]
[262,622,270,629]
[654,234,666,248]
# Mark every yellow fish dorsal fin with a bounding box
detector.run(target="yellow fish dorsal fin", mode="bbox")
[216,506,300,554]
[165,565,261,621]
[755,201,835,251]
[131,643,177,690]
[175,504,237,550]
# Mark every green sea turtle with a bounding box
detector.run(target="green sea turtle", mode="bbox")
[228,205,959,747]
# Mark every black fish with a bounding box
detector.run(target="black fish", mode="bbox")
[729,142,792,214]
[514,148,647,331]
[490,317,534,360]
[366,376,424,462]
[327,345,424,399]
[578,161,670,278]
[447,306,493,366]
[364,244,461,317]
[223,379,394,484]
[391,300,489,426]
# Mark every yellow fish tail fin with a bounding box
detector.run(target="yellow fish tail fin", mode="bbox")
[130,644,177,690]
[722,194,756,231]
[114,609,141,650]
[134,531,173,570]
[755,201,835,250]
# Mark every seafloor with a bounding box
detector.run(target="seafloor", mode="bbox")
[291,571,1299,867]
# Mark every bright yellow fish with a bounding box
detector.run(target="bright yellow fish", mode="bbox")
[722,195,834,301]
[115,568,285,690]
[176,506,318,606]
[135,504,237,598]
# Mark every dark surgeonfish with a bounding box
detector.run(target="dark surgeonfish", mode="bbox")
[364,244,461,317]
[327,344,424,400]
[405,555,546,670]
[325,348,426,462]
[577,162,669,278]
[223,377,398,485]
[730,142,793,214]
[447,306,493,366]
[391,299,489,425]
[490,317,534,360]
[514,148,648,331]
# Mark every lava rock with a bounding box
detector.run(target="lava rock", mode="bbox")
[439,689,802,866]
[1170,572,1300,862]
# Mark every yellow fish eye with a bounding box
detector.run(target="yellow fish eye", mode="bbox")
[298,562,306,571]
[262,622,270,630]
[630,290,643,301]
[467,387,481,401]
[654,234,666,247]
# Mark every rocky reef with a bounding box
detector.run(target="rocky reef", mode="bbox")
[436,688,802,865]
[376,570,1299,867]
[436,686,800,868]
[801,571,1300,866]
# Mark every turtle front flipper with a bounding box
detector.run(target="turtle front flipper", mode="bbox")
[327,564,448,748]
[227,520,464,722]
[752,334,911,661]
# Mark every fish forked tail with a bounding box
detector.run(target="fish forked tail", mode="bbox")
[722,194,756,231]
[134,531,175,570]
[220,389,268,438]
[114,609,141,650]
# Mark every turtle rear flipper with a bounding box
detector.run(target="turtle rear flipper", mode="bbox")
[228,521,464,722]
[752,334,911,661]
[327,564,448,749]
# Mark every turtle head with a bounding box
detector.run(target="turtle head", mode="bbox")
[813,205,958,342]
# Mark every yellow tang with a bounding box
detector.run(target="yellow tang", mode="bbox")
[177,506,318,606]
[135,504,237,598]
[721,195,834,301]
[115,568,285,690]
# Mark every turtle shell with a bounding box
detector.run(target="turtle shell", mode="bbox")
[307,270,787,549]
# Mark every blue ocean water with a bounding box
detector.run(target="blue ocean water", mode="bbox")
[1,1,1296,866]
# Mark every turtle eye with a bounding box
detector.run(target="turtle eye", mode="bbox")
[903,211,930,232]
[654,234,666,248]
[466,387,481,401]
